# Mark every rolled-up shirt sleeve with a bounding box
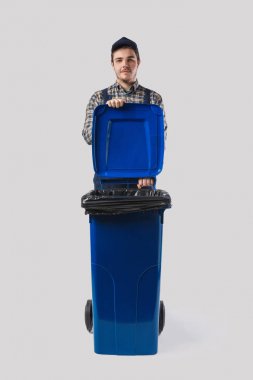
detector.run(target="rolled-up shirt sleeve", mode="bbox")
[159,100,167,142]
[82,93,100,145]
[150,92,168,142]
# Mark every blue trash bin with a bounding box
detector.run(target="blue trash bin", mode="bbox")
[81,104,171,355]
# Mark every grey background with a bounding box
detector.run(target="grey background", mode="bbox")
[1,0,252,379]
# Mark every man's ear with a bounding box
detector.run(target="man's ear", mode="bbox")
[137,59,141,67]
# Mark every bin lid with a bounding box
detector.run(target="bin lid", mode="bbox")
[92,103,164,178]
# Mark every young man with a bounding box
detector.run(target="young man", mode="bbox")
[82,37,167,189]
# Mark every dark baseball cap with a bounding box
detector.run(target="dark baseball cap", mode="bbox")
[111,37,139,58]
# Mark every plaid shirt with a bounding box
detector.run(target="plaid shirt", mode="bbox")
[82,80,167,145]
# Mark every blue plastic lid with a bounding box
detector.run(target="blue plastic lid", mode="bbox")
[92,103,164,178]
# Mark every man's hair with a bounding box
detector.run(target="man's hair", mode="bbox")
[111,37,140,63]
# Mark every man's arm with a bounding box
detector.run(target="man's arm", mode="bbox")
[160,101,167,142]
[150,92,167,141]
[82,93,100,145]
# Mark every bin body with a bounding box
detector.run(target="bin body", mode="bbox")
[89,210,164,355]
[82,104,171,355]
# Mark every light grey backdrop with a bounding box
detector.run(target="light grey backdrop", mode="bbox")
[1,0,252,379]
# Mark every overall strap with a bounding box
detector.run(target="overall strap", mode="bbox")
[101,88,112,103]
[143,88,151,104]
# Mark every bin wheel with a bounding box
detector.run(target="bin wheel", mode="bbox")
[85,299,93,333]
[159,301,165,335]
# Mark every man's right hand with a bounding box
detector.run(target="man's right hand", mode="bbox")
[106,98,125,108]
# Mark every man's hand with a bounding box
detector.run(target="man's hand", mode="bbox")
[137,178,154,189]
[106,98,125,108]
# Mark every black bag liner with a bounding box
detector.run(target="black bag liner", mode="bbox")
[81,188,172,215]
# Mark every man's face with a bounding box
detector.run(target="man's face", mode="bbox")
[111,48,140,85]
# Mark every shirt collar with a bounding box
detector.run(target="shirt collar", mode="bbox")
[114,79,139,93]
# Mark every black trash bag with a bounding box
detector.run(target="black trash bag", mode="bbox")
[81,188,172,215]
